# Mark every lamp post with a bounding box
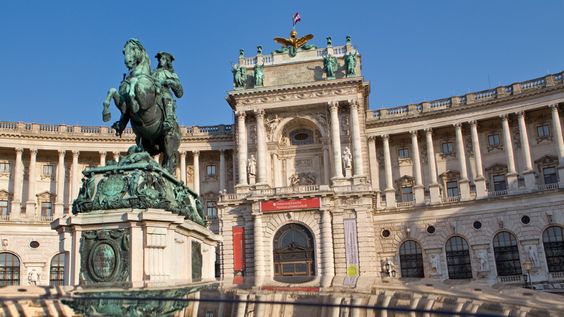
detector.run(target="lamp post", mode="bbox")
[522,259,533,288]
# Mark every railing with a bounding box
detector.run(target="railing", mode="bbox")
[81,126,101,134]
[39,124,59,132]
[276,185,320,194]
[333,46,347,56]
[316,48,327,56]
[537,183,559,191]
[0,214,9,221]
[244,57,256,66]
[443,195,461,203]
[0,122,17,129]
[369,71,564,121]
[220,193,250,202]
[41,215,53,222]
[497,275,523,283]
[550,271,564,280]
[396,201,415,208]
[488,190,508,197]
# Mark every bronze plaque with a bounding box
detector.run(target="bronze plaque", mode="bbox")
[91,243,116,279]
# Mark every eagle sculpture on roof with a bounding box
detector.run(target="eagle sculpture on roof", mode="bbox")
[274,30,314,57]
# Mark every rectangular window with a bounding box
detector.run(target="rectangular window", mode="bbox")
[543,167,558,184]
[206,165,216,176]
[488,134,501,146]
[493,175,507,192]
[398,148,410,158]
[537,123,550,138]
[205,312,214,317]
[41,202,52,218]
[0,162,10,173]
[206,201,217,218]
[446,181,459,197]
[401,187,413,202]
[0,200,8,217]
[43,164,54,177]
[441,142,453,155]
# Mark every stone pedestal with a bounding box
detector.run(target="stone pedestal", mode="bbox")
[344,167,352,178]
[51,209,221,288]
[428,184,441,205]
[459,179,471,201]
[523,170,536,191]
[414,185,425,206]
[506,172,519,193]
[474,177,487,199]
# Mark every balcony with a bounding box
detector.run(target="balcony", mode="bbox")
[537,183,559,191]
[497,275,524,284]
[0,214,9,221]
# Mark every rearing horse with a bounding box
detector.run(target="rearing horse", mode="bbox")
[102,39,181,174]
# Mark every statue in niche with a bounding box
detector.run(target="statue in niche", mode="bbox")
[289,174,300,186]
[266,115,280,141]
[430,254,441,274]
[344,51,357,77]
[254,63,264,87]
[232,64,247,88]
[527,245,540,267]
[323,54,338,79]
[477,250,489,272]
[343,147,352,177]
[247,155,256,184]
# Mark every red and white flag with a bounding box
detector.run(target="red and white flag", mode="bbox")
[292,12,301,26]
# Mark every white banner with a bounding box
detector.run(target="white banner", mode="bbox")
[343,218,359,287]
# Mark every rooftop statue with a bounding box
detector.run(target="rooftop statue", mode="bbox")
[274,29,315,57]
[102,39,182,174]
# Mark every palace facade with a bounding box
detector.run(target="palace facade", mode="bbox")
[0,37,563,300]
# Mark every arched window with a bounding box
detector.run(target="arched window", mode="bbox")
[0,252,20,286]
[273,224,315,281]
[445,236,472,279]
[399,240,424,278]
[543,226,564,273]
[493,231,522,276]
[50,252,66,286]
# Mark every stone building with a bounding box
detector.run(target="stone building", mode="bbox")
[0,35,563,301]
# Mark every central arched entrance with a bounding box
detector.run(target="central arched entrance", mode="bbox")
[273,223,315,282]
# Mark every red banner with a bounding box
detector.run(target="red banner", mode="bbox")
[260,197,320,212]
[233,226,245,272]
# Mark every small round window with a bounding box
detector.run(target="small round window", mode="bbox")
[289,129,313,145]
[381,229,391,238]
[427,225,436,234]
[30,241,40,248]
[521,215,531,224]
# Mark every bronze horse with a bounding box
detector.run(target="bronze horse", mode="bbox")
[102,39,181,174]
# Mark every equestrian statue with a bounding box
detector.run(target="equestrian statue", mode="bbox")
[102,38,182,174]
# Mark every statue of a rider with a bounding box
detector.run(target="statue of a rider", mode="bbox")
[153,52,183,133]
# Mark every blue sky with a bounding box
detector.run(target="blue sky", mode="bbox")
[1,1,563,126]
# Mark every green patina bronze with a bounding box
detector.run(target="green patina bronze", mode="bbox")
[232,64,247,88]
[72,145,206,226]
[254,63,264,87]
[102,39,182,174]
[80,229,131,288]
[62,286,206,316]
[191,241,202,281]
[323,54,338,80]
[345,51,357,77]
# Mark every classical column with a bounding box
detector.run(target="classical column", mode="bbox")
[382,135,396,207]
[367,137,380,191]
[54,150,65,217]
[70,151,80,202]
[516,112,535,189]
[10,148,23,218]
[193,151,200,195]
[410,131,424,204]
[99,151,106,166]
[425,129,441,204]
[253,213,265,286]
[25,149,38,218]
[180,151,187,184]
[112,151,120,162]
[549,104,564,188]
[255,109,267,185]
[329,101,343,179]
[236,111,248,187]
[323,146,331,185]
[454,123,471,201]
[320,209,335,288]
[469,121,487,199]
[219,149,226,191]
[500,114,518,191]
[349,100,364,177]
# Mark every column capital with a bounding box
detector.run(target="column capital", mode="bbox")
[453,122,463,129]
[29,148,38,156]
[193,150,200,156]
[179,150,187,156]
[381,134,390,140]
[424,128,433,134]
[499,113,509,120]
[58,149,66,156]
[254,109,265,118]
[549,104,560,111]
[72,150,80,156]
[328,101,339,112]
[468,120,478,126]
[15,147,23,154]
[348,99,359,109]
[368,135,377,141]
[235,110,246,118]
[409,130,418,137]
[515,110,525,117]
[219,148,225,154]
